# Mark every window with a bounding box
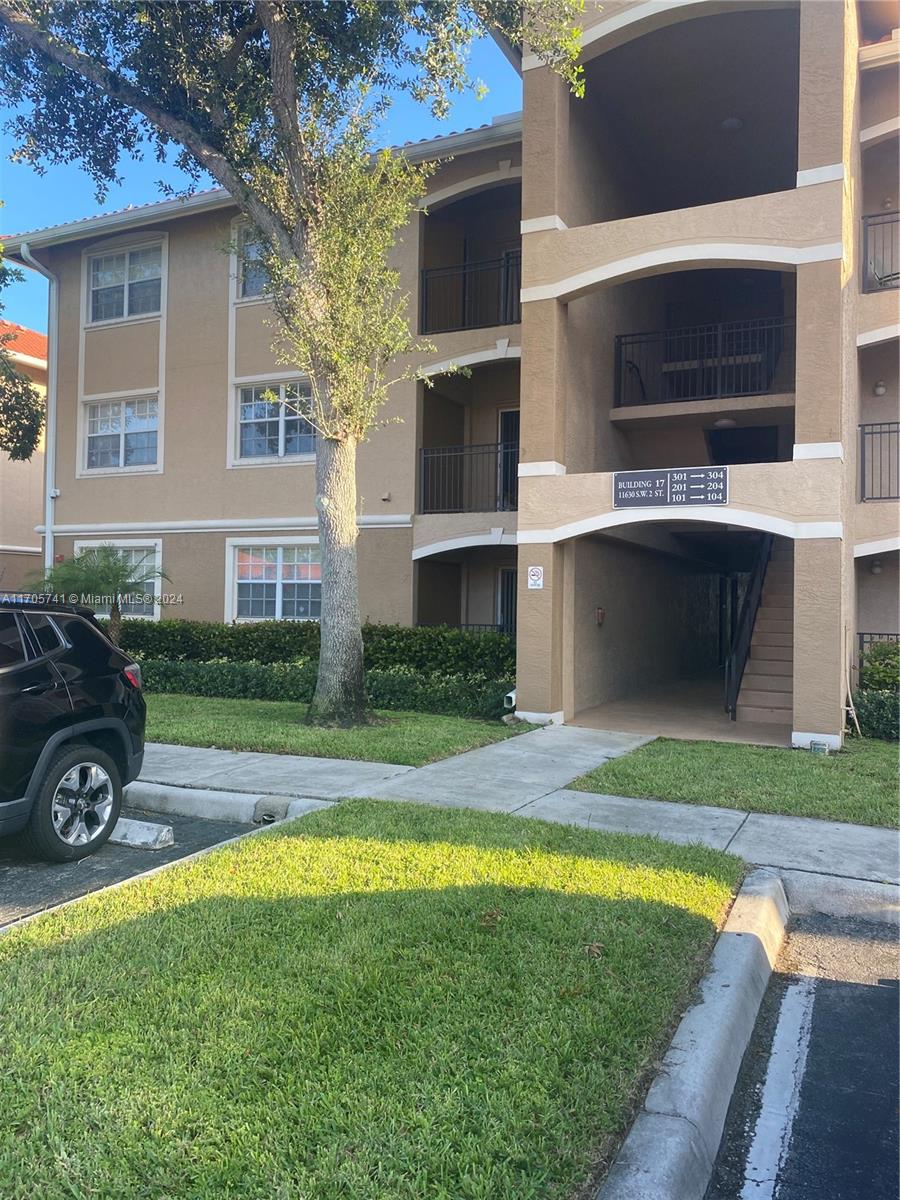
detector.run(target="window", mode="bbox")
[238,381,315,460]
[235,544,321,621]
[0,613,25,668]
[24,614,63,657]
[89,244,162,323]
[74,543,161,620]
[85,395,158,471]
[239,227,269,299]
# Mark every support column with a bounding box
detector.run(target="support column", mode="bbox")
[796,0,847,182]
[515,542,570,722]
[520,297,567,469]
[792,538,849,748]
[794,259,844,446]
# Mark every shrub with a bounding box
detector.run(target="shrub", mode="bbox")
[852,689,899,742]
[140,658,514,720]
[117,619,516,678]
[859,641,900,691]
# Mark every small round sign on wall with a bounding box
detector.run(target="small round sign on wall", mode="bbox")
[527,565,544,590]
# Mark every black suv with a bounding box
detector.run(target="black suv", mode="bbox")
[0,598,145,861]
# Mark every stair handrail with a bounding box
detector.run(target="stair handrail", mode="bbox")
[724,534,775,719]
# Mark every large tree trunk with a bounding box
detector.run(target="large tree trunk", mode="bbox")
[308,434,368,723]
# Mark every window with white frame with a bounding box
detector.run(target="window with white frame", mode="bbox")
[75,543,160,619]
[89,244,162,323]
[85,395,159,470]
[238,380,315,460]
[235,544,322,620]
[238,227,270,299]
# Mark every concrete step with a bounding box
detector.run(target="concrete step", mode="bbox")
[739,688,793,709]
[741,672,793,693]
[753,630,793,648]
[746,656,793,675]
[755,616,794,634]
[737,703,794,724]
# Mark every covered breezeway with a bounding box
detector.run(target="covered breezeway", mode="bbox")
[564,523,793,747]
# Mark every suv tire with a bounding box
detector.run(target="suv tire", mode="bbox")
[24,744,123,862]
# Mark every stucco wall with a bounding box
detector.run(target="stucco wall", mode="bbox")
[856,551,900,633]
[572,536,720,712]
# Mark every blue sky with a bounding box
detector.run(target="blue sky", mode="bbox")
[1,36,520,333]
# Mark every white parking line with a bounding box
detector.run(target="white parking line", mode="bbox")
[740,975,817,1199]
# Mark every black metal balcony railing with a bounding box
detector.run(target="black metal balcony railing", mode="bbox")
[862,212,899,292]
[860,422,900,500]
[614,316,795,408]
[421,250,521,334]
[420,442,519,513]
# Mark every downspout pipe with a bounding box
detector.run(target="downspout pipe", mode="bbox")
[17,243,58,573]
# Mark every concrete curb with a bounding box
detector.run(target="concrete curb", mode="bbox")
[125,780,333,825]
[595,868,789,1200]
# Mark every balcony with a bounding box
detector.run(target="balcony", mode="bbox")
[614,317,795,408]
[420,252,521,335]
[420,442,519,514]
[860,422,900,500]
[862,212,899,292]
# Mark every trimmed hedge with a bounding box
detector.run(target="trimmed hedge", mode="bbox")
[117,619,516,678]
[141,658,514,720]
[853,689,899,742]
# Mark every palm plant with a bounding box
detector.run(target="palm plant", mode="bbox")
[32,545,168,645]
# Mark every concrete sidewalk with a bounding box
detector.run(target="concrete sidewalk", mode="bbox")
[136,728,899,886]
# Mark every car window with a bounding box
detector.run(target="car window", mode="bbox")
[25,613,63,657]
[0,613,26,668]
[53,614,120,671]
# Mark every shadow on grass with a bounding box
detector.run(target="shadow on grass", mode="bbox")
[0,801,740,1200]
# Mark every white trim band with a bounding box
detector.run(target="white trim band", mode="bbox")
[796,163,844,187]
[521,215,568,234]
[40,515,412,536]
[792,442,843,460]
[420,164,521,210]
[420,339,520,377]
[857,324,900,347]
[517,509,843,544]
[521,242,844,304]
[0,544,41,554]
[791,731,843,751]
[518,461,566,477]
[855,537,900,558]
[860,118,900,146]
[412,528,517,560]
[521,0,704,68]
[515,710,565,726]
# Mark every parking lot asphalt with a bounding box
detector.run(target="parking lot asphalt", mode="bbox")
[0,807,249,928]
[706,911,900,1200]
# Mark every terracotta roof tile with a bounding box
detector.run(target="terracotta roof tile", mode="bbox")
[0,320,48,363]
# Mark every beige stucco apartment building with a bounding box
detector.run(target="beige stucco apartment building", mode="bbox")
[6,0,899,748]
[0,321,46,591]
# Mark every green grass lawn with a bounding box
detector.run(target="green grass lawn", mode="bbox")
[0,800,741,1200]
[570,737,898,828]
[145,693,531,766]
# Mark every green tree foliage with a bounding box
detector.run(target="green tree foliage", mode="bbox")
[0,1,582,719]
[0,239,44,460]
[33,544,168,645]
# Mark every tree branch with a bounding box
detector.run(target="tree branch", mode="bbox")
[254,0,307,252]
[0,2,295,260]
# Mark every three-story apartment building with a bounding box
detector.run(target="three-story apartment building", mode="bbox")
[6,0,899,749]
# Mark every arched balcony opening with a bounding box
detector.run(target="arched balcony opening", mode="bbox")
[420,183,521,334]
[568,7,800,227]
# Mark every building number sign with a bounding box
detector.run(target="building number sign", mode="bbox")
[613,466,728,509]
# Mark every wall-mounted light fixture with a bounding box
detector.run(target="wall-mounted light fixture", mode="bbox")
[713,417,737,429]
[873,380,887,396]
[720,116,744,131]
[870,558,883,575]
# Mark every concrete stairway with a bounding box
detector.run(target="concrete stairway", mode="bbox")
[737,543,794,725]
